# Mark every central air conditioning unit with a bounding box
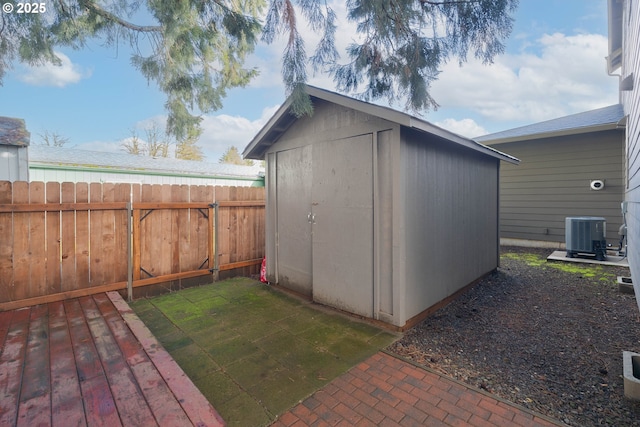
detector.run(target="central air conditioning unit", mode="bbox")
[565,217,607,261]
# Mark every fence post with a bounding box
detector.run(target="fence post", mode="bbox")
[126,201,133,301]
[210,203,218,281]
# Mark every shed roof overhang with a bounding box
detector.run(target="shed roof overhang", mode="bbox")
[243,86,519,165]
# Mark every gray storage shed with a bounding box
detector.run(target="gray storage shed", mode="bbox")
[244,86,519,329]
[0,117,30,182]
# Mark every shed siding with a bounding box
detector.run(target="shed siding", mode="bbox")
[375,129,395,320]
[264,98,398,285]
[401,129,499,320]
[261,96,504,327]
[621,0,640,307]
[496,131,624,244]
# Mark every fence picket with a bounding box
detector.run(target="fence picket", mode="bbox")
[61,182,77,292]
[75,183,90,288]
[0,182,13,302]
[12,182,30,301]
[0,181,265,310]
[0,181,13,301]
[114,183,130,284]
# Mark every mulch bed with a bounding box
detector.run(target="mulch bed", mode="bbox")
[388,246,640,426]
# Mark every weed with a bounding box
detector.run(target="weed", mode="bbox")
[502,252,616,281]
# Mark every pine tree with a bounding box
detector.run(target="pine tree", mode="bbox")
[175,127,204,161]
[219,146,253,166]
[1,1,518,137]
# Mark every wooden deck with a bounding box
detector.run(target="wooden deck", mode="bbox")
[0,292,225,427]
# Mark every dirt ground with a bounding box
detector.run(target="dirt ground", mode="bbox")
[388,246,640,426]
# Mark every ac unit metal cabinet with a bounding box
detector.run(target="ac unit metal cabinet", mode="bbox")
[565,217,607,260]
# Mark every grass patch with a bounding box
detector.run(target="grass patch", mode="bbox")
[502,252,617,280]
[130,277,397,426]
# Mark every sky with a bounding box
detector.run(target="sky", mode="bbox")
[0,0,619,163]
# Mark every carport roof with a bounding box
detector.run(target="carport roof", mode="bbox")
[475,104,625,145]
[243,85,519,164]
[30,145,264,178]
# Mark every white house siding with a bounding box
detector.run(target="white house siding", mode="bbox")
[0,146,29,182]
[621,0,640,307]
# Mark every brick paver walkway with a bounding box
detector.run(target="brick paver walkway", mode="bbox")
[272,352,564,427]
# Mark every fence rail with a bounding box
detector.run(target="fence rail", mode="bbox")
[0,181,265,310]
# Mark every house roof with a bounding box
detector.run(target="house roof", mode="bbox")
[29,145,264,179]
[475,104,625,145]
[0,117,30,147]
[243,85,519,164]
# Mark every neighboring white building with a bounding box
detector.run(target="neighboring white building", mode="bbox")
[28,145,264,187]
[608,0,639,305]
[0,117,30,182]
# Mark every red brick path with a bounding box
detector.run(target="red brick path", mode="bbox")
[272,352,564,427]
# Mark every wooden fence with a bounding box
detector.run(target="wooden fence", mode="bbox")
[0,181,265,310]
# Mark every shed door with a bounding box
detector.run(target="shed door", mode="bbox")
[275,146,312,295]
[312,134,373,317]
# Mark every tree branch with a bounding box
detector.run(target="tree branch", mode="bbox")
[83,1,162,33]
[420,0,482,4]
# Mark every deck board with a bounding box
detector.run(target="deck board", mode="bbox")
[0,308,30,426]
[0,293,225,426]
[17,304,51,427]
[49,301,85,427]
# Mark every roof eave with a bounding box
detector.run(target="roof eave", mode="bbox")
[243,98,295,160]
[243,85,519,164]
[409,118,519,164]
[480,122,624,146]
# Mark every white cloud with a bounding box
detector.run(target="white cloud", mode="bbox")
[430,33,618,126]
[198,105,280,161]
[435,118,488,139]
[247,0,357,92]
[249,4,618,135]
[19,52,90,87]
[74,105,280,162]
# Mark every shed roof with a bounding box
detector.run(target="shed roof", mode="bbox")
[29,145,264,179]
[475,104,625,145]
[243,86,519,164]
[0,117,30,147]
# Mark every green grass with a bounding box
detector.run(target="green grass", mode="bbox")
[129,277,398,426]
[502,251,617,280]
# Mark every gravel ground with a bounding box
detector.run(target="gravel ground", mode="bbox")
[388,246,640,426]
